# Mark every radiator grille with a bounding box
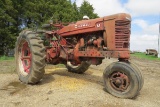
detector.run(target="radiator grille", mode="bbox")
[115,20,130,48]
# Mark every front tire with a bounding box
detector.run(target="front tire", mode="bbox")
[15,30,46,84]
[103,62,143,98]
[128,62,144,91]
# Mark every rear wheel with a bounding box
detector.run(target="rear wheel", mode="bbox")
[66,61,90,74]
[103,62,143,98]
[15,30,46,84]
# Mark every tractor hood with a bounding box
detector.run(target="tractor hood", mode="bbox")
[57,17,104,37]
[57,13,131,37]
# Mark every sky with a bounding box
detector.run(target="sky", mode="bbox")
[72,0,160,52]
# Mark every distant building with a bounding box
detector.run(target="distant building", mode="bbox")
[146,49,158,57]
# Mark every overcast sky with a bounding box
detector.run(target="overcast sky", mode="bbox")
[72,0,160,52]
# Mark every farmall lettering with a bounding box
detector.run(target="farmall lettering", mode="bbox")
[75,22,91,28]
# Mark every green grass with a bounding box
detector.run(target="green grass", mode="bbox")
[131,52,160,61]
[0,56,14,61]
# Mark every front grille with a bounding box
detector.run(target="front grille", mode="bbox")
[115,20,130,48]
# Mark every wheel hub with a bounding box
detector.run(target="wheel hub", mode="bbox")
[110,72,130,92]
[115,78,122,86]
[19,41,32,75]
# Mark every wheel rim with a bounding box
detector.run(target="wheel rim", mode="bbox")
[109,71,130,92]
[18,40,32,76]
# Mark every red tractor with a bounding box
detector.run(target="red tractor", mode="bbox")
[15,13,143,98]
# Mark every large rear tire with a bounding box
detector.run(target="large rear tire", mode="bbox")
[66,61,90,74]
[15,30,46,84]
[103,62,143,98]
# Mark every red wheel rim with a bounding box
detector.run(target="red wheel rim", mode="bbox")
[19,41,32,75]
[109,71,130,92]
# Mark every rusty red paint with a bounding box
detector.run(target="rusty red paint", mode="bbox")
[44,13,131,65]
[57,18,104,36]
[76,50,130,58]
[21,41,31,74]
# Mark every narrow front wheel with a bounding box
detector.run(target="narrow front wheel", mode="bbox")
[103,62,143,98]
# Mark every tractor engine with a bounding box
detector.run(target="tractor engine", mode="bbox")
[65,32,104,65]
[45,31,105,65]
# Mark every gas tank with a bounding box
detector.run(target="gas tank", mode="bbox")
[57,18,104,37]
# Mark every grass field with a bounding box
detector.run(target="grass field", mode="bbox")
[131,52,160,61]
[0,56,14,61]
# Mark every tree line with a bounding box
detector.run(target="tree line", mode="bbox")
[0,0,98,55]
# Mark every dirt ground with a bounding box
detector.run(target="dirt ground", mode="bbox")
[0,57,160,107]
